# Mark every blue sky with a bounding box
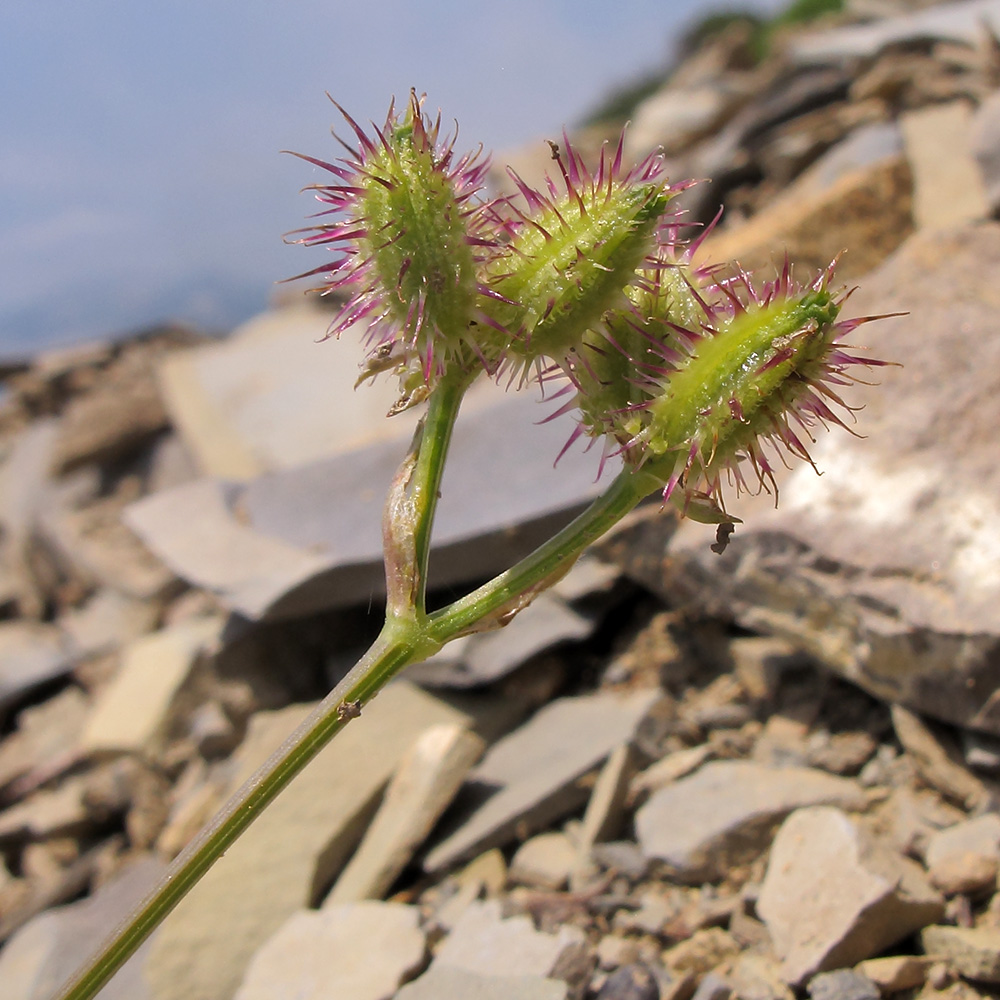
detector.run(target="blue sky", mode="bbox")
[0,0,780,357]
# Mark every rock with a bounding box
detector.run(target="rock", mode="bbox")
[509,832,579,891]
[143,433,199,495]
[596,938,642,973]
[729,636,806,706]
[664,928,741,980]
[127,389,643,621]
[855,956,934,994]
[423,688,661,873]
[900,101,989,230]
[630,745,713,800]
[37,488,177,602]
[873,786,966,858]
[187,700,238,759]
[590,841,652,882]
[433,899,585,979]
[727,954,794,1000]
[576,742,639,859]
[925,814,1000,896]
[807,969,879,1000]
[395,965,568,1000]
[604,224,1000,737]
[806,731,877,776]
[157,304,423,480]
[0,773,91,840]
[790,0,1000,64]
[690,973,732,1000]
[142,681,477,1000]
[634,761,867,883]
[697,153,912,285]
[325,723,484,903]
[406,593,593,688]
[972,89,1000,215]
[52,345,170,473]
[757,806,944,985]
[0,419,59,616]
[0,855,164,1000]
[61,587,159,659]
[627,83,745,158]
[926,814,1000,869]
[921,925,1000,983]
[890,706,986,809]
[233,901,425,1000]
[80,616,224,756]
[0,685,87,792]
[0,621,75,714]
[962,730,1000,774]
[595,965,661,1000]
[550,555,622,604]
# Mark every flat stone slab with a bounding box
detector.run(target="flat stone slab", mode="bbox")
[434,899,585,978]
[757,806,943,985]
[901,102,988,231]
[396,965,568,1000]
[234,902,425,1000]
[424,688,661,873]
[157,304,420,480]
[126,390,629,621]
[80,616,224,755]
[634,761,867,883]
[604,223,1000,736]
[790,0,1000,64]
[143,681,477,1000]
[922,925,1000,983]
[0,856,164,1000]
[0,622,76,714]
[326,723,484,904]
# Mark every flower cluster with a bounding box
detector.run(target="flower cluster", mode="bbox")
[289,93,885,519]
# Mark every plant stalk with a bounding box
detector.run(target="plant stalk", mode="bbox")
[53,402,657,1000]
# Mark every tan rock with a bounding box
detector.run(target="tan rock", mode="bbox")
[929,851,998,897]
[891,706,987,809]
[922,925,1000,983]
[663,927,740,979]
[509,832,579,891]
[0,685,87,792]
[52,345,170,473]
[424,689,661,873]
[635,761,868,883]
[434,899,586,980]
[80,616,223,755]
[577,742,638,852]
[697,156,912,285]
[901,101,989,231]
[234,901,425,1000]
[158,304,424,480]
[758,806,943,985]
[143,681,478,1000]
[0,774,90,839]
[38,491,176,601]
[857,955,935,993]
[326,723,484,904]
[630,744,712,799]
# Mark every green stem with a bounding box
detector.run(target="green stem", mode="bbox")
[427,464,659,641]
[408,372,470,615]
[381,372,470,618]
[53,617,426,1000]
[53,432,657,1000]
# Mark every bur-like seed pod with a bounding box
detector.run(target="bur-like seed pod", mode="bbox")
[479,135,686,373]
[574,257,888,521]
[287,92,499,381]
